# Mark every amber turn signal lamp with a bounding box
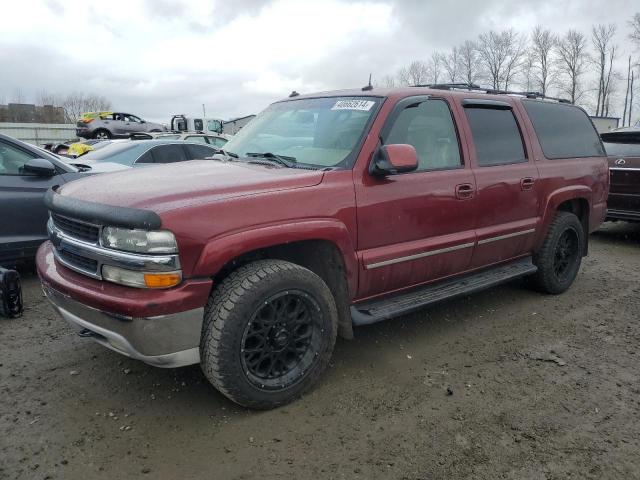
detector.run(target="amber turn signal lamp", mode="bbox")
[143,272,182,288]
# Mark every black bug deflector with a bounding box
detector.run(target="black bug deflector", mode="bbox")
[44,187,162,230]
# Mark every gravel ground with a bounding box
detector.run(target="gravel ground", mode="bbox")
[1,222,640,480]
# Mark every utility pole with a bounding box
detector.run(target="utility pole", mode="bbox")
[202,103,206,119]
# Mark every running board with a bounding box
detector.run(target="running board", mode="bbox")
[351,257,537,326]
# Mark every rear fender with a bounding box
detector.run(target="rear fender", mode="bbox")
[536,186,592,250]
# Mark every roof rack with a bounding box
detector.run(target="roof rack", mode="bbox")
[415,83,571,104]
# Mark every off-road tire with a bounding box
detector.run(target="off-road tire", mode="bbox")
[200,259,338,409]
[93,129,111,140]
[532,211,584,294]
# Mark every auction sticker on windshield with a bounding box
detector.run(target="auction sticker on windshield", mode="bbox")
[331,100,375,111]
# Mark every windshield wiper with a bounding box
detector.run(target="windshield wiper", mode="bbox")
[246,152,297,168]
[220,149,239,158]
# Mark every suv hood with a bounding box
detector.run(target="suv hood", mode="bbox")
[58,160,324,213]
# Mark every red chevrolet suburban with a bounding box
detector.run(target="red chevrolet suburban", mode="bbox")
[37,86,608,409]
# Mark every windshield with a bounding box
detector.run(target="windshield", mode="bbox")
[223,96,381,168]
[603,141,640,157]
[79,142,147,165]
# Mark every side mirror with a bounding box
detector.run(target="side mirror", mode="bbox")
[370,144,418,176]
[23,158,56,177]
[140,120,146,124]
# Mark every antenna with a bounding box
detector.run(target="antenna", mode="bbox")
[289,91,300,98]
[362,73,373,91]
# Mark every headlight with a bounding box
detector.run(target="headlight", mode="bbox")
[102,227,178,254]
[102,265,182,289]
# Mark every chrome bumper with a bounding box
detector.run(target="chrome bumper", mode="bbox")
[43,285,203,368]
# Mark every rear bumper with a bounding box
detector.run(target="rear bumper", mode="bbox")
[606,208,640,222]
[75,128,91,138]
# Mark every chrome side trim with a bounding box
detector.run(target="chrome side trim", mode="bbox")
[609,167,640,172]
[364,228,536,270]
[366,242,475,270]
[477,228,536,245]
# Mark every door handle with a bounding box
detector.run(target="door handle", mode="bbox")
[455,183,474,200]
[520,177,535,191]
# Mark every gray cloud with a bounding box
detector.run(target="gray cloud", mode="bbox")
[0,0,637,123]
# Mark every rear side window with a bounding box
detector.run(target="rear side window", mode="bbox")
[185,136,207,143]
[464,108,526,166]
[207,136,228,147]
[151,144,187,164]
[185,144,217,159]
[522,101,605,159]
[136,150,154,164]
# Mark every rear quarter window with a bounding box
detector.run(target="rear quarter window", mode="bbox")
[522,101,605,159]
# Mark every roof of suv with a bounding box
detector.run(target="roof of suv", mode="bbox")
[284,86,569,106]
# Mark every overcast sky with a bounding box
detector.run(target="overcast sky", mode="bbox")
[0,0,637,122]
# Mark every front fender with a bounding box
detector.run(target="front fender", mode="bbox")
[192,219,359,297]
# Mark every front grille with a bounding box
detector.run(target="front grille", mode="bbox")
[58,249,99,274]
[52,214,100,244]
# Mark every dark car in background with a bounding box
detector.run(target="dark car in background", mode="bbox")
[602,127,640,222]
[0,134,90,265]
[69,140,221,170]
[76,112,167,140]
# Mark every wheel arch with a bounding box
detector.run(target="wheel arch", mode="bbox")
[537,187,591,255]
[193,220,358,339]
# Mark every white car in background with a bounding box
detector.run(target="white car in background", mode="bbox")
[130,131,230,148]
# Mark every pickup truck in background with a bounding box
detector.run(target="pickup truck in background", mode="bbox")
[37,86,608,409]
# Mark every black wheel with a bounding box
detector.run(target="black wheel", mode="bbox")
[532,211,584,294]
[200,260,338,409]
[93,129,111,140]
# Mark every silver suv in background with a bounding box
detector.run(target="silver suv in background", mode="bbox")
[76,112,167,139]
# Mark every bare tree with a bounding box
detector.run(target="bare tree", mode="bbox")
[592,24,617,116]
[629,70,635,126]
[521,51,535,91]
[11,88,25,104]
[427,52,444,84]
[477,29,524,90]
[61,92,112,123]
[623,56,632,125]
[503,33,526,90]
[458,40,481,85]
[397,60,429,86]
[531,26,557,95]
[630,12,640,46]
[477,31,508,89]
[556,30,589,104]
[442,47,461,83]
[36,90,59,107]
[381,74,396,88]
